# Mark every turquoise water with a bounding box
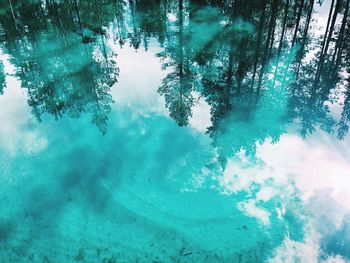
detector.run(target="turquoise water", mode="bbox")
[1,0,350,262]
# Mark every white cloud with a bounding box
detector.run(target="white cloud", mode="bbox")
[0,53,48,157]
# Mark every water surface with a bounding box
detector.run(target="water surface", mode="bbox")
[0,0,350,262]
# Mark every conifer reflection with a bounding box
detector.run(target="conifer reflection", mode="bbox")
[0,0,349,148]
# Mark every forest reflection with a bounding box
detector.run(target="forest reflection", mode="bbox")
[0,0,349,159]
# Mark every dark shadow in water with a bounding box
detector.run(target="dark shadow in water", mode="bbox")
[0,219,16,242]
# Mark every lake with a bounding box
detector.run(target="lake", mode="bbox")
[0,0,350,262]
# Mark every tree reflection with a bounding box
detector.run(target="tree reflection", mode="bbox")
[0,0,349,151]
[0,0,119,134]
[154,0,350,164]
[338,80,350,139]
[157,0,196,126]
[0,60,5,95]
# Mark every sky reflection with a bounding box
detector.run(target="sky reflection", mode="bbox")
[0,0,350,261]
